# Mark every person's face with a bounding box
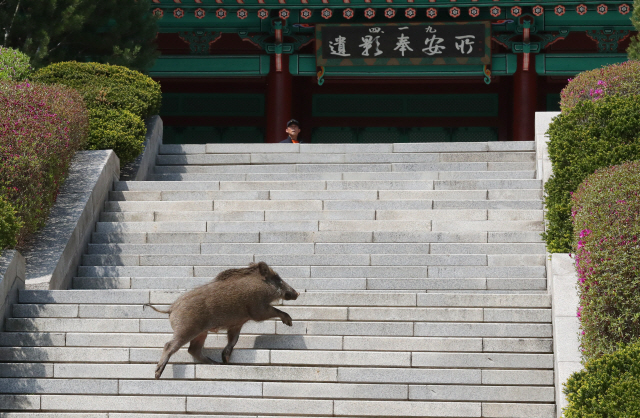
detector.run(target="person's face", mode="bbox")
[286,124,300,138]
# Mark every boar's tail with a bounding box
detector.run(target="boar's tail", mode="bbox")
[144,303,171,314]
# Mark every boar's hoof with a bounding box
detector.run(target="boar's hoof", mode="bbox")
[281,312,293,326]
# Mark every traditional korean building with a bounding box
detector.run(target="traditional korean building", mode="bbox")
[148,0,635,143]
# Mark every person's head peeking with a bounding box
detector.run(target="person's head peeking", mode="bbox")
[286,119,300,141]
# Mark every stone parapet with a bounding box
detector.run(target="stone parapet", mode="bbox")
[24,150,120,290]
[0,250,25,331]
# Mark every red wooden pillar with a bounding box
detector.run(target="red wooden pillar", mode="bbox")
[512,53,537,141]
[265,54,292,143]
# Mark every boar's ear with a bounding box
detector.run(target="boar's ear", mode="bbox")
[257,261,271,278]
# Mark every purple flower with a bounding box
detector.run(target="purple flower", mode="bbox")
[580,229,592,238]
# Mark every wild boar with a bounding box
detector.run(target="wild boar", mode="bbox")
[145,261,299,379]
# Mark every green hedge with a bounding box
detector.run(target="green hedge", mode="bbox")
[31,61,161,118]
[563,341,640,417]
[543,95,640,253]
[0,81,88,247]
[571,161,640,360]
[0,47,32,82]
[87,107,146,164]
[560,61,640,112]
[0,195,21,250]
[31,61,161,164]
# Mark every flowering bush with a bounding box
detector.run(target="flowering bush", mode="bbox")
[571,161,640,360]
[563,341,640,417]
[0,194,21,250]
[31,61,161,119]
[543,95,640,253]
[560,61,640,111]
[0,47,32,82]
[0,81,88,247]
[87,107,146,164]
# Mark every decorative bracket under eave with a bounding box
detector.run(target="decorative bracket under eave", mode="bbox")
[585,29,631,53]
[238,31,314,54]
[492,31,568,55]
[179,30,222,55]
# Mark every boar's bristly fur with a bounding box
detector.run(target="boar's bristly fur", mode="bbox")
[146,261,299,379]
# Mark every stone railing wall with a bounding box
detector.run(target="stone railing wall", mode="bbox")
[535,111,582,417]
[0,250,25,331]
[23,150,120,290]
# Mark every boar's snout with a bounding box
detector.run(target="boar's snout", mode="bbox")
[284,289,299,301]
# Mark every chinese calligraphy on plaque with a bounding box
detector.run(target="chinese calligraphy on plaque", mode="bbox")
[316,22,491,67]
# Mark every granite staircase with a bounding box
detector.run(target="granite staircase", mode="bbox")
[0,142,555,417]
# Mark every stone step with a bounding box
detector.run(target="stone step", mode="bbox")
[151,162,535,179]
[11,304,550,323]
[320,220,543,232]
[0,378,555,403]
[114,181,223,191]
[156,152,534,166]
[432,200,542,209]
[0,361,552,384]
[392,161,536,172]
[160,141,535,155]
[226,199,432,211]
[75,264,546,279]
[0,396,556,417]
[0,344,552,368]
[4,316,552,339]
[125,178,533,190]
[104,201,215,212]
[95,219,546,234]
[110,190,498,201]
[90,230,502,244]
[433,179,541,190]
[109,190,270,201]
[71,276,547,292]
[148,170,536,182]
[379,189,543,200]
[375,210,542,221]
[99,209,540,224]
[89,242,485,255]
[100,210,383,222]
[80,253,545,268]
[16,290,550,307]
[155,163,389,173]
[132,180,438,191]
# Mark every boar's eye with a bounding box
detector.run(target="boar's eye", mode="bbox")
[266,274,283,287]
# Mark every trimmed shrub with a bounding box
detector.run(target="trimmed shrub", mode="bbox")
[543,95,640,253]
[31,61,160,164]
[0,81,88,247]
[560,61,640,112]
[0,195,21,250]
[563,341,640,417]
[571,161,640,360]
[87,107,146,165]
[31,61,161,118]
[0,47,32,82]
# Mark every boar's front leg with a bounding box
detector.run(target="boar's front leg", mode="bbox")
[249,304,293,326]
[222,325,243,364]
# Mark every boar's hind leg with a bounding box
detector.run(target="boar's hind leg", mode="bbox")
[188,330,219,365]
[155,335,190,379]
[222,325,243,364]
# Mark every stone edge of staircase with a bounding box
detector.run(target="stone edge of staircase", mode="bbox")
[120,115,164,182]
[0,250,25,332]
[22,150,120,291]
[536,111,581,417]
